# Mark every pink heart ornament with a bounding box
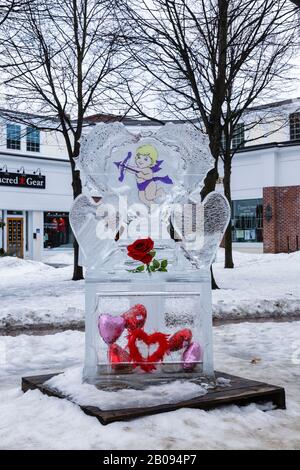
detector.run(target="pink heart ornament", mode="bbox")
[182,342,203,371]
[98,314,125,345]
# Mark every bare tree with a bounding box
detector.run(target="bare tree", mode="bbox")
[1,0,128,280]
[117,0,298,282]
[0,0,29,50]
[218,1,297,268]
[0,1,24,27]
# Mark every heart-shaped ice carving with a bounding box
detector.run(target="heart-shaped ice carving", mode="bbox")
[171,191,230,269]
[70,123,230,271]
[69,194,125,270]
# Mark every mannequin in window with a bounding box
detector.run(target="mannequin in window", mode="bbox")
[58,217,66,245]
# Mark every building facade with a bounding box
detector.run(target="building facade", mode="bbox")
[216,98,300,253]
[0,116,72,260]
[0,98,300,260]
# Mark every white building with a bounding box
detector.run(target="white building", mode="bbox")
[0,98,300,260]
[216,98,300,252]
[0,114,72,260]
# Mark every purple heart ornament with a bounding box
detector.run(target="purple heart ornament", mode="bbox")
[182,342,203,371]
[98,314,125,345]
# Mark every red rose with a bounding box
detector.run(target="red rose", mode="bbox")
[127,238,154,265]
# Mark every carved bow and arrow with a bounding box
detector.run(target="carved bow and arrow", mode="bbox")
[114,151,163,182]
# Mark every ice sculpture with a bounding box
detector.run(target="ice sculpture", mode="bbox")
[70,122,230,389]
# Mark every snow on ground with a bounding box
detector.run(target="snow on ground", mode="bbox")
[0,256,84,329]
[42,247,74,266]
[0,321,299,449]
[213,250,300,319]
[0,248,299,328]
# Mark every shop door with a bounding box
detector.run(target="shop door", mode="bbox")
[6,218,24,258]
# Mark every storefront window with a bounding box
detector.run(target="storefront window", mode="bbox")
[232,199,263,242]
[44,212,72,248]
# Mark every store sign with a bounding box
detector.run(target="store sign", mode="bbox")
[0,172,46,189]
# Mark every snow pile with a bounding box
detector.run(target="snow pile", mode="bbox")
[0,321,300,449]
[0,330,83,377]
[0,256,84,329]
[213,249,300,319]
[0,256,52,279]
[45,367,210,410]
[42,248,73,266]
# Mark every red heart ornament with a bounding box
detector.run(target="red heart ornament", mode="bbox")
[109,343,131,363]
[122,304,147,331]
[168,328,193,352]
[108,343,133,372]
[127,328,169,372]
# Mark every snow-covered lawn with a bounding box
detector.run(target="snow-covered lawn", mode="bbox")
[42,247,74,266]
[0,249,299,328]
[0,257,84,328]
[213,249,300,319]
[0,321,299,449]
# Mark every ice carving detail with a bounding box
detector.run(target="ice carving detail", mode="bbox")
[70,123,230,275]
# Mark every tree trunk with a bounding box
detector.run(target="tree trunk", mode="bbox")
[72,237,83,281]
[210,265,219,290]
[200,168,218,200]
[70,147,84,281]
[223,160,234,268]
[224,220,234,268]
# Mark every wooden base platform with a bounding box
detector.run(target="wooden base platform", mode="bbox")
[21,371,286,425]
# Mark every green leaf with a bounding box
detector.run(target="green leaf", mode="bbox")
[161,259,168,269]
[152,259,160,269]
[150,265,156,271]
[136,265,145,272]
[126,265,145,273]
[158,267,167,272]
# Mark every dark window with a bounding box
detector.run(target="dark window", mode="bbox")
[232,123,245,150]
[26,127,40,152]
[44,212,71,248]
[7,124,21,150]
[231,199,263,243]
[289,113,300,141]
